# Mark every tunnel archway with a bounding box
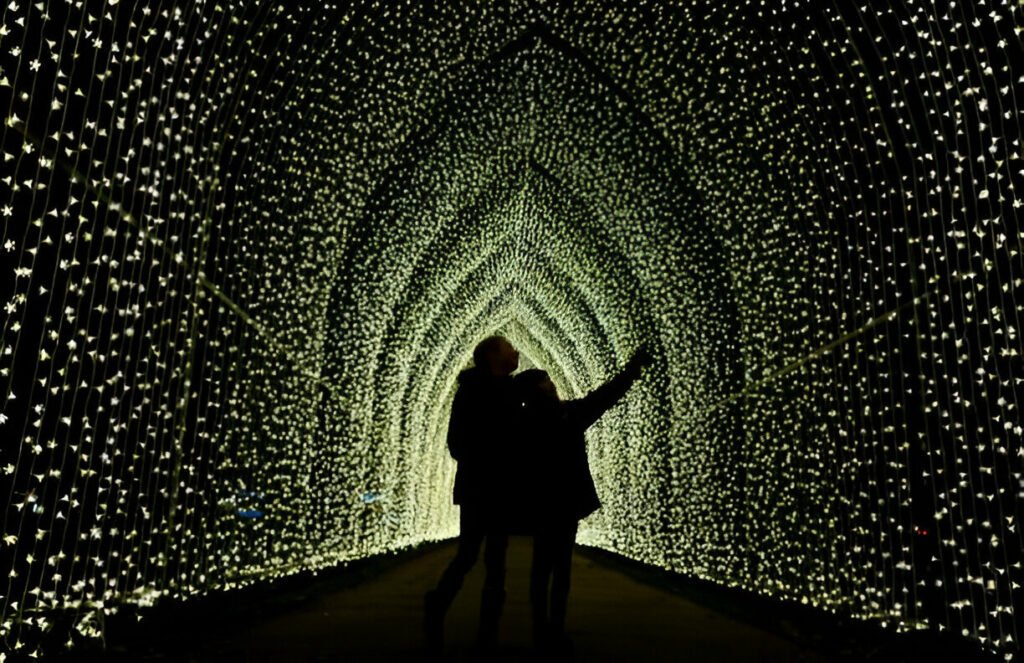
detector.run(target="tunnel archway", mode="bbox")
[313,28,747,571]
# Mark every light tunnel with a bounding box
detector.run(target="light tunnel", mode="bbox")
[0,1,1021,659]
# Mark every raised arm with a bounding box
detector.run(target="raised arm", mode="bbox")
[566,346,652,431]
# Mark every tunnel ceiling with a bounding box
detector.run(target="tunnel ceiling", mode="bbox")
[0,1,1021,659]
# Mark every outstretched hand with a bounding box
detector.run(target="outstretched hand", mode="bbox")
[625,344,653,376]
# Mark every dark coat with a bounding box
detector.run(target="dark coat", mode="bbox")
[512,365,640,530]
[446,367,517,508]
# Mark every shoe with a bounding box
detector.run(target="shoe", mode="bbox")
[533,633,574,661]
[547,630,574,661]
[476,587,505,650]
[532,621,549,652]
[424,590,444,655]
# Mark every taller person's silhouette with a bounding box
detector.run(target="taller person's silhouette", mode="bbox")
[513,346,653,658]
[424,335,520,654]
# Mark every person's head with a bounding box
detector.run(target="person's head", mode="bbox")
[513,369,559,407]
[472,335,519,376]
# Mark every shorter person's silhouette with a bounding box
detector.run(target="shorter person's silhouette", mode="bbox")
[512,346,652,657]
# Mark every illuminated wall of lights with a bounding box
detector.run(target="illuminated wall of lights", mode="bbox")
[0,1,1020,658]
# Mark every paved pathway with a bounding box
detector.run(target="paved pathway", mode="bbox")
[193,537,829,662]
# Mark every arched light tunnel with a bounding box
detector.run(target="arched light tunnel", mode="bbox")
[0,1,1020,660]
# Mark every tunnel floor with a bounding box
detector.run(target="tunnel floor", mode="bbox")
[140,537,831,662]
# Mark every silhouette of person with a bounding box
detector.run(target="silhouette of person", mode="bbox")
[424,335,520,653]
[512,346,652,656]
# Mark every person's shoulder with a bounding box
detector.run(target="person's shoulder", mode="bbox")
[457,367,484,385]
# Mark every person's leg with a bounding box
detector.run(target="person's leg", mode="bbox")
[424,506,484,650]
[548,520,578,637]
[430,506,485,603]
[482,527,509,594]
[529,526,555,647]
[477,527,509,647]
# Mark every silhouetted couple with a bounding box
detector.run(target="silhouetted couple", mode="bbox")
[423,335,651,658]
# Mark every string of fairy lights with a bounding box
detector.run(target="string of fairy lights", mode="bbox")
[0,1,1020,659]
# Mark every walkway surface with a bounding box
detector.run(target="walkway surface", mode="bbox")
[179,537,829,662]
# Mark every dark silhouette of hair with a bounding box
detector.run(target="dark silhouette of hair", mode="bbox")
[473,335,507,367]
[513,369,550,405]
